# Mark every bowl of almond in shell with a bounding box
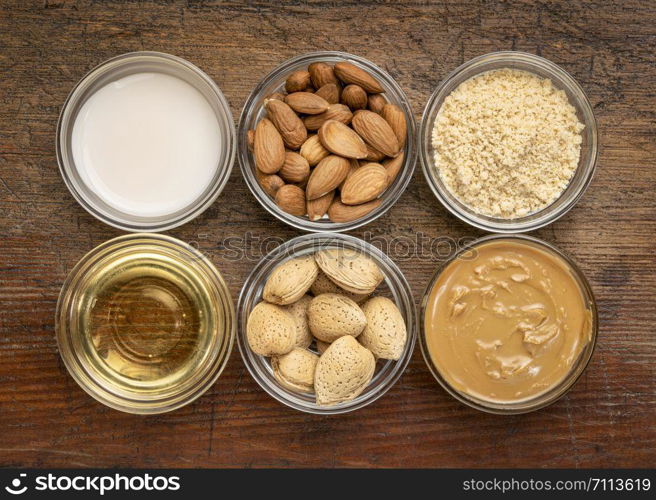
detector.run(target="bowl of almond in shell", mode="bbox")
[237,233,417,414]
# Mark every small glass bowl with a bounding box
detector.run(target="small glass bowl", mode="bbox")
[420,51,598,233]
[237,233,417,414]
[238,51,417,233]
[56,51,236,232]
[56,234,235,414]
[419,234,598,414]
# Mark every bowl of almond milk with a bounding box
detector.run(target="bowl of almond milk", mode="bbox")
[57,51,236,231]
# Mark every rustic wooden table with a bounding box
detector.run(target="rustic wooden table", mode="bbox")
[1,0,654,468]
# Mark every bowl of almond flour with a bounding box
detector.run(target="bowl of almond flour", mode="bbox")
[420,52,598,232]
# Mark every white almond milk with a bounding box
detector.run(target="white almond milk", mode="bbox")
[72,72,222,217]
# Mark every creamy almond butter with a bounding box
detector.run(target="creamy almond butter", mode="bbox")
[424,239,592,404]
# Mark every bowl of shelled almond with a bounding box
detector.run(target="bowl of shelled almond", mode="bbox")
[238,51,416,232]
[237,233,416,414]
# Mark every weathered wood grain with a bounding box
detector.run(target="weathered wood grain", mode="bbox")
[0,0,654,468]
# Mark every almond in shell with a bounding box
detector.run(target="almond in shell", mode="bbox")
[306,154,350,200]
[247,302,296,356]
[303,103,353,131]
[310,269,370,303]
[314,248,384,295]
[358,296,407,360]
[334,62,384,93]
[314,335,375,406]
[254,118,285,173]
[275,184,306,217]
[280,151,310,183]
[318,120,368,159]
[283,294,313,348]
[272,348,318,393]
[299,134,330,166]
[307,293,367,342]
[263,255,319,305]
[352,110,400,158]
[285,92,330,115]
[265,99,307,150]
[340,162,388,205]
[327,198,381,223]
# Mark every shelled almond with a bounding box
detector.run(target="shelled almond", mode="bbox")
[251,58,408,223]
[246,248,408,406]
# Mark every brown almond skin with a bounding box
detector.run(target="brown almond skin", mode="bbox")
[285,70,311,93]
[308,62,339,89]
[275,184,306,216]
[307,190,335,221]
[334,62,384,93]
[285,92,330,115]
[265,99,307,150]
[254,118,285,173]
[364,144,385,162]
[267,91,287,101]
[327,198,382,223]
[351,110,400,158]
[339,159,360,191]
[341,162,388,205]
[303,103,353,131]
[367,94,387,114]
[318,120,368,159]
[257,171,285,197]
[299,135,330,166]
[381,104,407,148]
[306,155,350,200]
[315,83,340,105]
[341,84,368,110]
[280,151,310,183]
[382,152,404,187]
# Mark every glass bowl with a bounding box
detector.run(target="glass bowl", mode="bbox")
[56,51,236,232]
[419,234,598,414]
[420,51,598,233]
[237,233,417,414]
[238,51,417,233]
[56,234,235,414]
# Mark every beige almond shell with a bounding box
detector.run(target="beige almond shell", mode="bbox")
[284,294,313,348]
[272,347,319,393]
[307,293,367,343]
[314,248,384,295]
[359,296,407,360]
[310,269,370,304]
[263,255,319,305]
[314,335,376,406]
[247,302,296,356]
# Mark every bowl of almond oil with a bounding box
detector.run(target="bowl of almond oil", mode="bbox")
[56,234,234,414]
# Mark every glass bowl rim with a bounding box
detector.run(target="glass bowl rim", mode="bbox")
[55,233,236,414]
[56,51,237,232]
[236,232,418,414]
[237,50,417,233]
[419,50,599,233]
[418,233,599,414]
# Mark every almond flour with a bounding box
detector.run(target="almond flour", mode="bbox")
[431,68,584,218]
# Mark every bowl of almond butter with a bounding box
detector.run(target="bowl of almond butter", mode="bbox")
[238,51,417,232]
